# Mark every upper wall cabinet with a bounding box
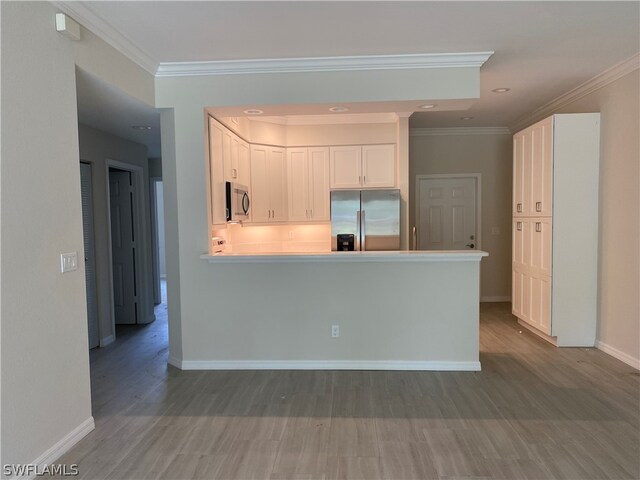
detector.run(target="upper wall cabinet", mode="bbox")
[287,147,330,222]
[222,129,251,187]
[250,145,287,223]
[208,117,227,225]
[330,144,395,189]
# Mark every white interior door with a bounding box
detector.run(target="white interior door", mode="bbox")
[416,176,478,250]
[80,163,99,348]
[109,169,137,324]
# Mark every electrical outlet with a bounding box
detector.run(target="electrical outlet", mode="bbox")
[289,231,295,240]
[331,325,340,338]
[491,227,501,235]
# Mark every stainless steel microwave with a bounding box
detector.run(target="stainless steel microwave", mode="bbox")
[225,182,250,222]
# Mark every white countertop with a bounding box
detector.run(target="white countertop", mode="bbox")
[201,250,488,263]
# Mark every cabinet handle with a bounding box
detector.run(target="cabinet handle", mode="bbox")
[310,209,313,217]
[536,202,542,212]
[516,203,522,213]
[536,222,542,232]
[516,222,522,231]
[363,175,366,184]
[359,175,362,185]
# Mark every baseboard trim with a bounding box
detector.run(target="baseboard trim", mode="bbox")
[12,417,95,480]
[177,360,481,371]
[99,335,115,348]
[517,319,557,346]
[481,296,511,302]
[596,341,640,370]
[168,356,183,369]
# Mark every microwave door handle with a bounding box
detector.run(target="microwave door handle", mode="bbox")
[242,192,250,214]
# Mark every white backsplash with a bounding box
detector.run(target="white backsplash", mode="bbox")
[218,223,331,253]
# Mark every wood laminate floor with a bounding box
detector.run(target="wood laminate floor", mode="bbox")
[56,286,640,479]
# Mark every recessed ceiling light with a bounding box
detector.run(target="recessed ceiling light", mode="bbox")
[329,106,349,113]
[460,116,474,121]
[419,104,436,109]
[132,125,151,130]
[243,109,264,115]
[491,88,511,93]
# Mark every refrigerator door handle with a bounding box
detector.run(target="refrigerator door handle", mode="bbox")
[361,210,366,251]
[413,226,417,250]
[356,210,361,251]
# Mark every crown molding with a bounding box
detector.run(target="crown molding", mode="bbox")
[510,53,640,132]
[251,112,401,126]
[410,127,511,136]
[51,1,159,75]
[156,52,494,77]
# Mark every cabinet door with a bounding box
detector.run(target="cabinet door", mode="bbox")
[530,274,552,335]
[330,146,361,188]
[222,130,233,182]
[512,267,523,318]
[362,144,395,188]
[287,148,309,222]
[530,117,553,217]
[208,118,227,225]
[237,140,251,188]
[531,218,552,276]
[308,147,330,221]
[268,147,287,221]
[250,145,270,222]
[521,272,532,326]
[512,219,526,269]
[513,129,532,216]
[513,133,525,216]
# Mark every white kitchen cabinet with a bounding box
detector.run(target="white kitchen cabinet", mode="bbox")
[237,140,251,188]
[330,146,361,188]
[250,145,287,222]
[287,147,330,222]
[511,113,600,346]
[330,144,395,189]
[223,130,251,186]
[207,117,227,225]
[362,144,396,188]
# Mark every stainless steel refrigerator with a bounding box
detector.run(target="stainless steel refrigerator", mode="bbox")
[331,189,400,251]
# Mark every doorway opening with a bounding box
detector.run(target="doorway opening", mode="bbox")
[106,160,154,330]
[415,174,481,251]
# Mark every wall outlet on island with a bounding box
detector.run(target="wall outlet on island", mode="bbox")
[289,231,295,240]
[331,325,340,338]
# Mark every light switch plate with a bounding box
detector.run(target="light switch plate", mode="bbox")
[60,252,78,273]
[491,227,501,235]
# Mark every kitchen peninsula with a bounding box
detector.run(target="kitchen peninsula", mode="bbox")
[187,249,488,371]
[183,113,488,372]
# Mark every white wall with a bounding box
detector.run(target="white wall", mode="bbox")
[409,132,513,300]
[553,70,639,366]
[155,182,167,277]
[78,124,156,338]
[1,1,156,469]
[1,2,93,468]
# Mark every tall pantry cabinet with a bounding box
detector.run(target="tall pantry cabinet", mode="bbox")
[512,113,600,347]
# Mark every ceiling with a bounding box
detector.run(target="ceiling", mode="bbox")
[73,1,639,155]
[76,68,161,158]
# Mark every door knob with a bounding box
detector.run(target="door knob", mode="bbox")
[465,243,475,249]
